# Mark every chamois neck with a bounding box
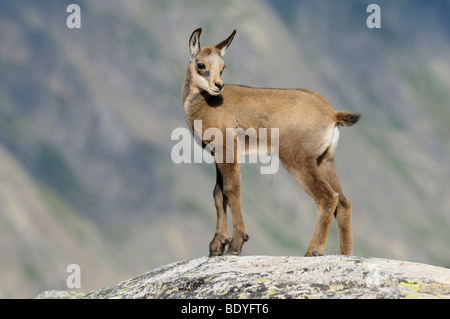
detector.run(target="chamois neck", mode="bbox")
[181,66,192,105]
[182,65,203,113]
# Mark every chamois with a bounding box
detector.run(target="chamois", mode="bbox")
[181,28,360,257]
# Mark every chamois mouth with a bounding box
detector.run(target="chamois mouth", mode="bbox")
[208,88,223,96]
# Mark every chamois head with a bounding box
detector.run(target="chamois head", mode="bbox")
[188,28,236,96]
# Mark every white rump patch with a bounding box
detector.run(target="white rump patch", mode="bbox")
[317,125,340,158]
[329,126,340,154]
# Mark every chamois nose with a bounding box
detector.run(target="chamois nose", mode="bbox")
[215,82,224,90]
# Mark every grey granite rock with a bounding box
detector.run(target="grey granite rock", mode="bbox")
[36,255,450,299]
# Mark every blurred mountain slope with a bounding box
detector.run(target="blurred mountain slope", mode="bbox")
[0,0,448,297]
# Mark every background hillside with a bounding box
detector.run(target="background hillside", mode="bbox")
[0,0,449,298]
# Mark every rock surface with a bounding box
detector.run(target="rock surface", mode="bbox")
[36,255,450,299]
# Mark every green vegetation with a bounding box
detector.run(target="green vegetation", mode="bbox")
[401,65,450,137]
[36,142,81,197]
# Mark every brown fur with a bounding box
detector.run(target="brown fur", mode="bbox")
[182,28,360,257]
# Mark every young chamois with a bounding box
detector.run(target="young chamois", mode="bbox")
[181,28,360,257]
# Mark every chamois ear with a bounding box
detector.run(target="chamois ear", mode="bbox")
[215,30,236,56]
[189,27,202,60]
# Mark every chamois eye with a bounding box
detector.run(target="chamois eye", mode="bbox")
[197,63,206,70]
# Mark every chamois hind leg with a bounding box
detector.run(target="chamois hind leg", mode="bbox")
[317,157,353,255]
[215,162,249,256]
[209,164,230,257]
[284,157,339,257]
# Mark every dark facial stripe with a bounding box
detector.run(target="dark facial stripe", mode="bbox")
[197,70,210,77]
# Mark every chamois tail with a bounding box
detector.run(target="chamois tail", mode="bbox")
[335,112,361,127]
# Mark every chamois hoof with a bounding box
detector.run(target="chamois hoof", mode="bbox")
[209,251,224,257]
[224,249,240,256]
[304,250,324,257]
[224,232,249,256]
[224,243,242,256]
[209,235,230,257]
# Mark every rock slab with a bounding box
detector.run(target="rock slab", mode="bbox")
[36,255,450,299]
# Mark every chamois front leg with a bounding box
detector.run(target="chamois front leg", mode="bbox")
[216,162,249,256]
[209,164,230,257]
